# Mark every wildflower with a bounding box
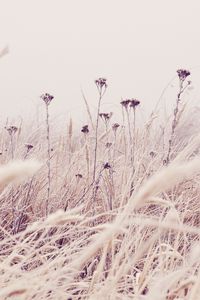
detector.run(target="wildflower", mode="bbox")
[103,162,111,169]
[25,143,34,152]
[99,112,112,122]
[75,174,83,179]
[149,151,156,158]
[120,99,131,109]
[130,99,140,108]
[5,126,18,135]
[112,123,120,132]
[177,69,191,81]
[40,93,54,105]
[81,125,89,134]
[95,77,107,89]
[105,142,112,148]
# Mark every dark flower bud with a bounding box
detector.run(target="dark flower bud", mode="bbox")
[75,174,83,179]
[120,99,131,109]
[81,125,89,134]
[103,162,111,169]
[105,142,112,148]
[5,125,18,135]
[177,69,191,81]
[130,99,140,108]
[40,93,54,105]
[112,123,120,132]
[99,112,113,124]
[25,143,34,152]
[95,77,107,89]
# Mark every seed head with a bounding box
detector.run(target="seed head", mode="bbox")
[41,93,54,105]
[120,99,131,109]
[177,69,191,81]
[5,126,18,135]
[105,142,112,148]
[112,123,120,132]
[75,173,83,179]
[95,77,107,89]
[149,151,156,158]
[130,99,140,108]
[25,143,34,152]
[103,162,111,169]
[99,112,113,124]
[81,125,89,134]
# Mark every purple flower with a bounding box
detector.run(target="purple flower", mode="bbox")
[99,112,112,122]
[177,69,191,81]
[25,143,34,152]
[130,99,140,108]
[81,125,89,134]
[120,99,131,109]
[41,93,54,105]
[95,77,107,89]
[112,123,120,132]
[5,125,18,135]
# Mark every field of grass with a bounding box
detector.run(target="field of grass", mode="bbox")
[1,69,200,299]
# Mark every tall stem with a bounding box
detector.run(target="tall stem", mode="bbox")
[46,103,51,215]
[166,81,184,164]
[93,91,102,182]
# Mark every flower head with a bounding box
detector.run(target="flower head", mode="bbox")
[41,93,54,105]
[130,99,140,108]
[177,69,191,81]
[120,99,131,109]
[25,143,34,152]
[81,125,89,134]
[105,142,112,148]
[95,77,107,89]
[75,173,83,179]
[112,123,120,132]
[99,112,113,124]
[5,126,18,135]
[103,162,111,169]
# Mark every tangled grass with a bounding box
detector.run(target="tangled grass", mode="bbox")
[1,71,200,299]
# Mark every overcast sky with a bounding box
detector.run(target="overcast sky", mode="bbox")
[0,0,200,123]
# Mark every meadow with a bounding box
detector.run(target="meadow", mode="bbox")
[0,69,200,300]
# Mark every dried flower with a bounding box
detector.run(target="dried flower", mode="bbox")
[76,174,83,179]
[99,112,113,123]
[40,93,54,105]
[95,77,107,89]
[120,99,131,109]
[149,151,156,158]
[5,126,18,135]
[112,123,120,132]
[177,69,191,81]
[25,143,34,152]
[105,142,112,148]
[81,125,89,134]
[130,99,140,108]
[103,162,111,169]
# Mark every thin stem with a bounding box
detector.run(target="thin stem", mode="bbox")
[166,80,187,164]
[93,90,102,183]
[130,108,136,196]
[126,108,133,163]
[10,134,14,160]
[45,103,51,216]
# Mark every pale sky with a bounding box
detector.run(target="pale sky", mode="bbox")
[0,0,200,123]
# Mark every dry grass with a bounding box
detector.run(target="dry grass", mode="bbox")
[1,72,200,299]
